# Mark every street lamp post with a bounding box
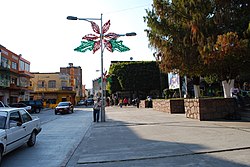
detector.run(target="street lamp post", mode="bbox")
[67,14,106,122]
[67,14,136,122]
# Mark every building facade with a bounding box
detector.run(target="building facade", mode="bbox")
[92,78,101,98]
[0,45,34,104]
[60,63,83,102]
[92,77,108,98]
[30,72,76,106]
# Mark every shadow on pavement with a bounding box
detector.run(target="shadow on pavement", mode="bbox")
[66,107,250,167]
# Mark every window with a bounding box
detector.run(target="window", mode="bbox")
[11,62,18,70]
[19,60,25,71]
[1,56,10,68]
[19,60,30,72]
[20,109,32,123]
[48,80,56,88]
[0,112,7,129]
[25,63,30,71]
[38,80,45,88]
[9,111,22,127]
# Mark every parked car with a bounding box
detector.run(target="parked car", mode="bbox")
[9,103,32,113]
[55,102,74,115]
[86,98,94,106]
[19,100,43,113]
[0,107,42,164]
[77,100,87,106]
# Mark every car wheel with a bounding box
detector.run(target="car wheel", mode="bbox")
[27,131,36,147]
[55,111,57,115]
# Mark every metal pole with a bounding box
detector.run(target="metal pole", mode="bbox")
[67,14,136,122]
[100,13,105,122]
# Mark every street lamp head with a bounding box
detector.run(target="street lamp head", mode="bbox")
[67,16,78,20]
[125,32,137,36]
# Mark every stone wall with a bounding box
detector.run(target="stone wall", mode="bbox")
[140,99,185,114]
[139,100,146,108]
[184,98,237,121]
[153,99,185,114]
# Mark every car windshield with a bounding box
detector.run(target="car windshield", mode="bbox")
[58,102,69,106]
[0,111,7,129]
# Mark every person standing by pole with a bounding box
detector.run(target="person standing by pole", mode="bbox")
[93,98,101,122]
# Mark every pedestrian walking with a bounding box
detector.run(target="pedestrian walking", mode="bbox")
[93,98,101,122]
[106,97,110,107]
[123,97,128,106]
[136,97,140,108]
[119,98,123,108]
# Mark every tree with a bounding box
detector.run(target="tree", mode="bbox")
[199,1,250,97]
[144,0,212,98]
[201,32,249,97]
[108,61,167,98]
[144,0,250,98]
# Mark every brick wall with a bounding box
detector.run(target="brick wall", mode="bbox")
[140,98,239,121]
[153,99,185,114]
[184,98,238,121]
[140,99,185,114]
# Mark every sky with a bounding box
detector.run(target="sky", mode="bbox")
[0,0,155,89]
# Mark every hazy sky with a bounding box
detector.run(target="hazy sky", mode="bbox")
[0,0,155,88]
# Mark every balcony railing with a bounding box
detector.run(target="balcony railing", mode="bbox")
[62,86,73,91]
[19,82,30,88]
[0,79,10,87]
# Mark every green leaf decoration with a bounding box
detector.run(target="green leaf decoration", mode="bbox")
[107,77,112,83]
[74,41,95,53]
[110,39,130,52]
[97,77,112,83]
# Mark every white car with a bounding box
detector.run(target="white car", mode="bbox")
[0,107,42,164]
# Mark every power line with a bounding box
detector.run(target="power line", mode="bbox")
[104,3,152,15]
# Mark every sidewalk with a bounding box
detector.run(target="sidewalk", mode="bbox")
[66,106,250,167]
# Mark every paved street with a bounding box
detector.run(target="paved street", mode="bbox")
[2,107,92,167]
[66,106,250,167]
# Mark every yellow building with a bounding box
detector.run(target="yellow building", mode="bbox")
[30,72,76,108]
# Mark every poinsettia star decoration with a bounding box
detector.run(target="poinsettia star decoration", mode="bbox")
[74,20,130,53]
[98,70,112,83]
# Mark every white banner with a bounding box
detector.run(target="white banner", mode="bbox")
[168,72,180,89]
